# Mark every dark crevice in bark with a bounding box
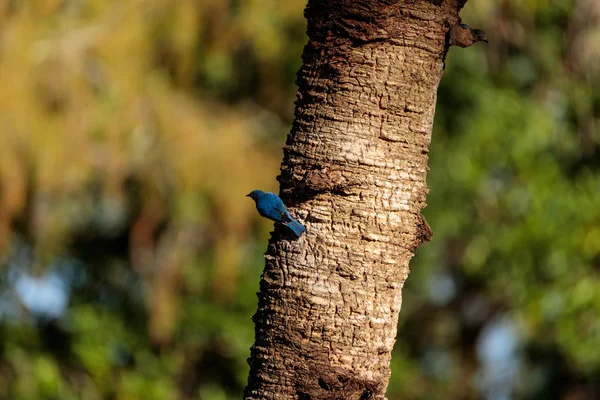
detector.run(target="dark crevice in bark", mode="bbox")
[293,347,383,400]
[279,162,362,202]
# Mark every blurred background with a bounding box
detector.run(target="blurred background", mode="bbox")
[0,0,599,399]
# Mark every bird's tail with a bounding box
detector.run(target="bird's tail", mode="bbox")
[285,216,306,237]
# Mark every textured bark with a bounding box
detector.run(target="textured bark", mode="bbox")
[245,1,465,399]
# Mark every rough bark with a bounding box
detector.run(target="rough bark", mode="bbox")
[245,1,465,399]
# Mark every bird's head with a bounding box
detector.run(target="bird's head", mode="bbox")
[246,190,265,202]
[472,29,488,43]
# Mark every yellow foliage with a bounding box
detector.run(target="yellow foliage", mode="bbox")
[0,0,284,339]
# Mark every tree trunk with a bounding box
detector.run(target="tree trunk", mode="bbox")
[245,1,465,399]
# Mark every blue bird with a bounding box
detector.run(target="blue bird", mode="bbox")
[246,190,306,237]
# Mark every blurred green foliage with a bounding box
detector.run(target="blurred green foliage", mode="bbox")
[0,0,599,399]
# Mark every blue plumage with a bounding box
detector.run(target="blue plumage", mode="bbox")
[246,190,306,237]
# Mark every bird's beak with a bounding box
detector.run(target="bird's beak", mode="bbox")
[246,193,251,197]
[483,39,488,43]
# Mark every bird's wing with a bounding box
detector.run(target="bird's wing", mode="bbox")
[266,193,291,222]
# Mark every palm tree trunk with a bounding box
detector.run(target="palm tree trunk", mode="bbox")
[245,1,465,398]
